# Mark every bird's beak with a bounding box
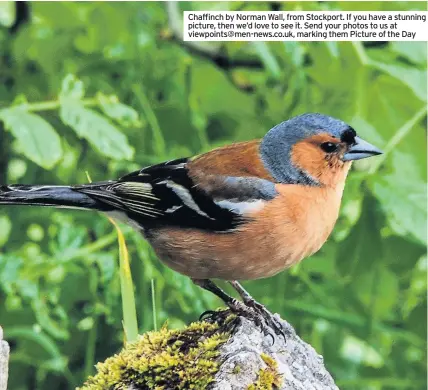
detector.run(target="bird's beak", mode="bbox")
[342,136,383,161]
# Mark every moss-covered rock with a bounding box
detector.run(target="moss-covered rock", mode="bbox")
[80,318,233,390]
[79,312,338,390]
[247,353,283,390]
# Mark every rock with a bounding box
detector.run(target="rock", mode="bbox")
[0,326,10,390]
[80,311,338,389]
[213,315,338,390]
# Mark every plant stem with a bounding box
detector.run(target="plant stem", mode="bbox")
[108,218,139,343]
[0,124,9,183]
[151,279,157,331]
[131,85,166,157]
[84,317,98,380]
[351,41,369,65]
[61,232,118,262]
[13,98,99,112]
[368,106,427,174]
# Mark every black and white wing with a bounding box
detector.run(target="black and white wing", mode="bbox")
[73,157,277,232]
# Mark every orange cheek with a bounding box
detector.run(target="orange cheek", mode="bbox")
[290,137,350,187]
[290,141,327,180]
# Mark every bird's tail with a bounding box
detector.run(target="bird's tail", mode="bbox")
[0,184,104,211]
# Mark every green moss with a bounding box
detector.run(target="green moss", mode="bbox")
[80,318,233,390]
[247,353,283,390]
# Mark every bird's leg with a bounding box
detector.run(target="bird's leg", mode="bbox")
[192,278,262,327]
[228,280,254,303]
[193,279,284,342]
[192,279,235,305]
[229,280,287,341]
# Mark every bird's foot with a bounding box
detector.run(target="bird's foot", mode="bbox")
[192,278,286,343]
[199,308,242,336]
[199,309,229,322]
[228,280,287,342]
[241,297,287,343]
[226,298,285,343]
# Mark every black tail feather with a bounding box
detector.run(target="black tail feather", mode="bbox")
[0,184,104,210]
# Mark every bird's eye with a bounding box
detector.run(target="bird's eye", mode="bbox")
[320,142,338,153]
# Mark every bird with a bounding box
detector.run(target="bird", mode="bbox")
[0,113,382,338]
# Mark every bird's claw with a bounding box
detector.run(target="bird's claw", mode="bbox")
[199,310,218,321]
[243,298,287,343]
[227,298,286,344]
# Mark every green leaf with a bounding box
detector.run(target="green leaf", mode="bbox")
[108,217,138,343]
[32,298,70,340]
[0,215,12,247]
[282,41,306,66]
[0,109,63,169]
[97,93,142,128]
[77,316,95,331]
[390,42,427,66]
[252,42,281,79]
[353,266,399,319]
[336,196,384,279]
[348,116,385,149]
[34,2,83,28]
[369,153,427,245]
[370,61,427,102]
[6,326,64,361]
[402,255,427,318]
[59,102,134,160]
[325,41,340,59]
[340,335,384,367]
[0,1,16,27]
[59,74,85,101]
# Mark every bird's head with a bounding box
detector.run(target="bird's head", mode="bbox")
[260,113,382,187]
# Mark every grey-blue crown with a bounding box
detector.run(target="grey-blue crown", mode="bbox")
[260,113,353,185]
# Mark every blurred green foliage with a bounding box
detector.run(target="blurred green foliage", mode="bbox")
[0,1,426,389]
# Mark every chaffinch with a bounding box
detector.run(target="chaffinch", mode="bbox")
[0,113,382,337]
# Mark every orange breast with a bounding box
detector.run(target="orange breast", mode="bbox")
[146,184,344,280]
